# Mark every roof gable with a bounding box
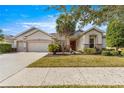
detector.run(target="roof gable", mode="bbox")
[84,27,104,35]
[15,27,52,38]
[77,27,104,39]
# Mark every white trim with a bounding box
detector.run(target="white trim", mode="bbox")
[85,26,104,33]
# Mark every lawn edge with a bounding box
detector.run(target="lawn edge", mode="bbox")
[27,66,124,68]
[1,85,124,88]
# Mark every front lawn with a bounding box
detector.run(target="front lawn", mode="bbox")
[28,55,124,67]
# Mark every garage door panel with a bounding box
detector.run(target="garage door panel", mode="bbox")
[17,41,26,52]
[28,42,49,52]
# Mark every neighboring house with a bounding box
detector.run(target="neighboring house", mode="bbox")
[4,35,15,48]
[13,26,106,52]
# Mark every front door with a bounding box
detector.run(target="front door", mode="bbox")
[89,38,94,48]
[70,41,76,50]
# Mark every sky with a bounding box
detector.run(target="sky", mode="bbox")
[0,5,107,36]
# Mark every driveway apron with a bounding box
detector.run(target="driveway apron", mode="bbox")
[0,52,47,83]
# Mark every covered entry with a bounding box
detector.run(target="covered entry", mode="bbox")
[70,40,76,50]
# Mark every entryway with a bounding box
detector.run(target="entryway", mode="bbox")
[70,41,76,50]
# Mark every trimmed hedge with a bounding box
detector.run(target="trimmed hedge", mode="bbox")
[0,43,12,53]
[83,48,96,55]
[102,51,119,56]
[111,51,119,56]
[101,51,111,56]
[121,51,124,56]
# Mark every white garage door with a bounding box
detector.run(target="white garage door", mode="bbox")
[28,42,49,52]
[17,41,26,52]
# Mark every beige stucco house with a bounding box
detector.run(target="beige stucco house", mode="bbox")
[13,27,106,52]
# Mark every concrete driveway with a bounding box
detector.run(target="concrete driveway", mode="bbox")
[0,52,47,83]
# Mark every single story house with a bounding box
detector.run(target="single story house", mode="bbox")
[12,26,106,52]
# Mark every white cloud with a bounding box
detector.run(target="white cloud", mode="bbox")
[47,13,60,19]
[21,21,56,33]
[47,15,54,18]
[2,28,11,31]
[18,13,60,33]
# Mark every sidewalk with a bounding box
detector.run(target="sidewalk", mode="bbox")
[0,67,124,86]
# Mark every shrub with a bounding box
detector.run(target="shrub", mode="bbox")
[77,49,83,54]
[96,48,102,54]
[83,48,96,55]
[102,48,106,51]
[110,51,119,56]
[121,51,124,56]
[102,48,115,51]
[48,43,60,54]
[0,43,12,53]
[101,51,111,56]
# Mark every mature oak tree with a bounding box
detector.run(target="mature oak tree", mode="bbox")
[49,5,124,26]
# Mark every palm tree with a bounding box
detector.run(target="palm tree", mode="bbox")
[56,14,77,52]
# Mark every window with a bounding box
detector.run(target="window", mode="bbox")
[89,35,96,48]
[90,38,94,48]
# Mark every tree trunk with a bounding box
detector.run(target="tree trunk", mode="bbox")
[115,45,119,51]
[60,36,70,54]
[61,42,65,54]
[115,47,119,51]
[53,51,56,55]
[65,37,70,51]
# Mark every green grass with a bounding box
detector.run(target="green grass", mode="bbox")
[28,55,124,67]
[1,85,124,88]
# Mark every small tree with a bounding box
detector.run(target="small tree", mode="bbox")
[106,19,124,51]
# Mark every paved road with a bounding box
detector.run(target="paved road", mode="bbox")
[1,67,124,86]
[0,52,47,83]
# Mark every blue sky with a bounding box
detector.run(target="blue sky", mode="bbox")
[0,5,107,36]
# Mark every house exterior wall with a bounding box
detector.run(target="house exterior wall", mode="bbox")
[83,30,103,44]
[15,30,53,48]
[102,37,106,48]
[16,29,37,41]
[16,30,52,41]
[76,35,85,51]
[26,31,52,40]
[76,29,103,51]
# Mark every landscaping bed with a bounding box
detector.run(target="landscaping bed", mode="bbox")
[28,54,124,67]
